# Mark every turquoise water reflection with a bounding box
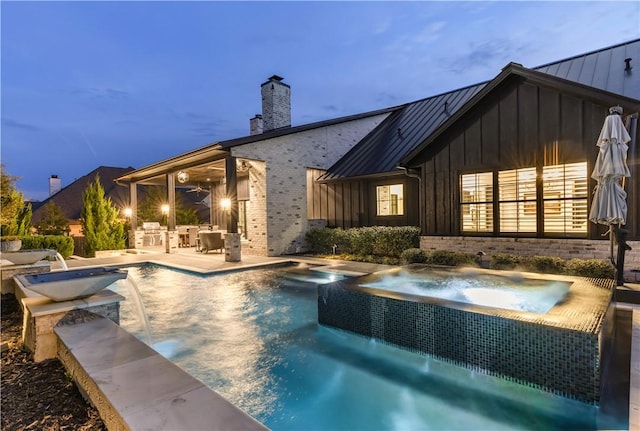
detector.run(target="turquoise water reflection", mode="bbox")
[111,264,617,431]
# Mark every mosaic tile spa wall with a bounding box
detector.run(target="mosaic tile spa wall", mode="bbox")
[317,269,615,403]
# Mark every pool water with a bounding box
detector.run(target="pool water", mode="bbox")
[111,264,621,431]
[361,270,571,314]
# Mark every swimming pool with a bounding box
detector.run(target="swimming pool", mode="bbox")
[111,264,622,430]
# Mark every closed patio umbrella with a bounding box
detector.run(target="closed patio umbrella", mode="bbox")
[589,106,632,266]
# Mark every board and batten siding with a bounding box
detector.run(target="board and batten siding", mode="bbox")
[308,169,420,228]
[416,78,639,241]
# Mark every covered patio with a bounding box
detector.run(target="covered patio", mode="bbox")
[115,146,255,261]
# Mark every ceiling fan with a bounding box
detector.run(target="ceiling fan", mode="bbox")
[187,184,206,194]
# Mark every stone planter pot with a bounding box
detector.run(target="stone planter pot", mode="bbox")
[1,240,22,252]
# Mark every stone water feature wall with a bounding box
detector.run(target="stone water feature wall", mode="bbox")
[318,269,615,403]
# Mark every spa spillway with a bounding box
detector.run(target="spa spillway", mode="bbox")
[16,267,128,302]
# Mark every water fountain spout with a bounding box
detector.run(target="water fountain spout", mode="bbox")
[121,277,153,346]
[52,251,69,271]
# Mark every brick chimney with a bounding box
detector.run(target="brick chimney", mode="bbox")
[261,75,291,131]
[249,114,263,135]
[49,175,61,196]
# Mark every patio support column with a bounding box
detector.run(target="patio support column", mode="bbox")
[129,183,138,230]
[225,156,241,262]
[225,157,238,233]
[128,182,139,249]
[166,173,176,230]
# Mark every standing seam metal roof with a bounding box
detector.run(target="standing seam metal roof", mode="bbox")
[318,39,640,182]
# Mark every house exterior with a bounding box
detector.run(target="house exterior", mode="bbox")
[31,166,135,237]
[117,40,640,279]
[314,39,640,280]
[116,76,395,257]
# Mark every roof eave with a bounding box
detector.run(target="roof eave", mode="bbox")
[116,143,227,183]
[316,169,405,184]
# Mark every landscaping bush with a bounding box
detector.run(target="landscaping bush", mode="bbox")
[305,228,337,254]
[372,226,420,258]
[523,255,567,274]
[565,258,615,279]
[349,227,376,256]
[426,250,475,266]
[489,253,523,270]
[400,248,428,264]
[305,226,420,258]
[20,235,74,258]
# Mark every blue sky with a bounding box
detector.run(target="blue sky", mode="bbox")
[2,1,639,201]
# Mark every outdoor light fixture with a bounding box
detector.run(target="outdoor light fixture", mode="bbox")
[237,159,250,172]
[177,171,189,183]
[123,208,132,218]
[161,204,170,215]
[220,198,231,210]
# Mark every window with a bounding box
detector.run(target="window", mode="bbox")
[498,168,537,233]
[376,184,404,216]
[459,162,587,236]
[460,172,493,232]
[542,162,588,234]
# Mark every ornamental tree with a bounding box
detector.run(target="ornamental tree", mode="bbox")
[1,164,32,236]
[36,201,70,235]
[81,175,126,256]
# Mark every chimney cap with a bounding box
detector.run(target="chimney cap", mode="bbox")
[268,75,284,82]
[50,174,59,178]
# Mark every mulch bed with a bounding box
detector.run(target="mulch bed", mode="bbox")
[1,294,106,431]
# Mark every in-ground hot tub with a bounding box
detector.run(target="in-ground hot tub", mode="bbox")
[318,265,616,403]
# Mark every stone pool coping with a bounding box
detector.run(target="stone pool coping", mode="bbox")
[55,317,268,431]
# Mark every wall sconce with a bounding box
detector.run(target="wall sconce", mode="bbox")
[220,198,231,210]
[161,204,170,215]
[237,159,250,172]
[177,171,189,184]
[123,208,133,218]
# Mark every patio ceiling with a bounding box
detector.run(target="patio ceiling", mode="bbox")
[115,145,229,187]
[138,160,228,188]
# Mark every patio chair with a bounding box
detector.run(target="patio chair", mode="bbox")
[199,231,224,254]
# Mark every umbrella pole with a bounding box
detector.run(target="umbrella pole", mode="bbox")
[610,228,615,265]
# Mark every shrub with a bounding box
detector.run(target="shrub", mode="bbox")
[305,226,420,258]
[372,226,420,258]
[565,258,615,279]
[489,253,522,270]
[20,235,74,258]
[81,175,126,257]
[426,250,475,266]
[305,228,336,254]
[523,255,567,274]
[400,248,428,264]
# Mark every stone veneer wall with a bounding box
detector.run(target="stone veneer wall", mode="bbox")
[420,236,640,282]
[232,113,389,256]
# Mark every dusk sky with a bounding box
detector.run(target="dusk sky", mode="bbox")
[2,1,639,201]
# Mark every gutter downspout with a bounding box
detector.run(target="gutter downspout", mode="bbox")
[399,165,423,236]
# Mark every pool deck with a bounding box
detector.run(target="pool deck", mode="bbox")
[42,248,640,430]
